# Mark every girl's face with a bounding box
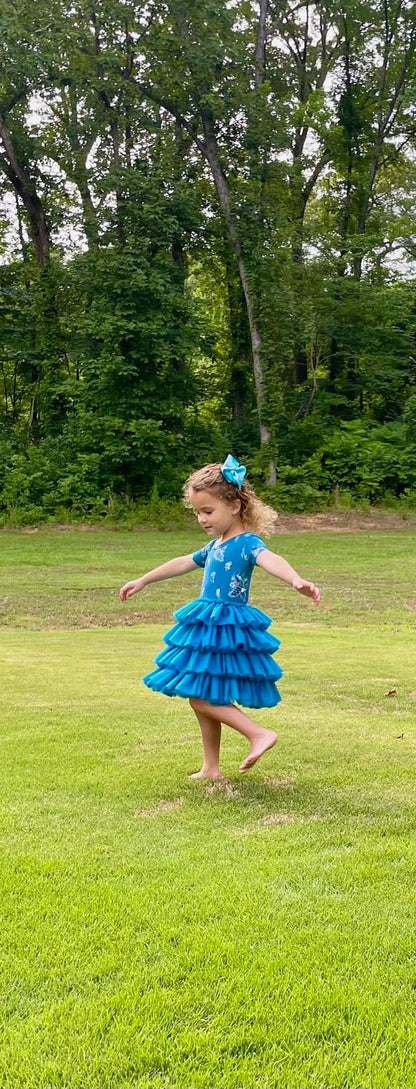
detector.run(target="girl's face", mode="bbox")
[190,488,242,538]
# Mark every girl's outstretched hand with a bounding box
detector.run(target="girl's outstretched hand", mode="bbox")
[119,578,143,601]
[293,579,320,606]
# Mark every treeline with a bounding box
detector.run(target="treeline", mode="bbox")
[1,0,416,523]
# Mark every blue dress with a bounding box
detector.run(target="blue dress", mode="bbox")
[143,532,283,708]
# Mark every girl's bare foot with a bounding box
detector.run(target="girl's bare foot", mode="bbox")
[240,730,278,774]
[189,768,223,780]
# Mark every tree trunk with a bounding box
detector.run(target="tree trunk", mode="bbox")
[78,182,99,249]
[223,243,253,424]
[134,83,276,476]
[290,186,307,386]
[200,110,275,477]
[255,0,269,87]
[0,117,50,265]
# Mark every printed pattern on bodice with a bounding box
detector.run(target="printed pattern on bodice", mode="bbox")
[194,533,267,603]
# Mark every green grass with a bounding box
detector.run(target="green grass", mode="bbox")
[0,525,415,630]
[1,529,416,1088]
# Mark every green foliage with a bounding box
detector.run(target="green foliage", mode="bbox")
[318,422,409,502]
[0,439,108,524]
[1,411,415,523]
[106,486,190,530]
[403,393,416,442]
[256,422,416,512]
[1,0,416,521]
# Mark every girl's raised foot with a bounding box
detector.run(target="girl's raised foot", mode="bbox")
[189,768,223,780]
[240,730,278,774]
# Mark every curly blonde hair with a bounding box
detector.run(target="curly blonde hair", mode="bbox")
[183,462,278,537]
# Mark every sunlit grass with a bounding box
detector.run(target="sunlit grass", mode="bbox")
[1,529,416,1088]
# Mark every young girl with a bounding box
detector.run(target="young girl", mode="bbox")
[119,455,320,778]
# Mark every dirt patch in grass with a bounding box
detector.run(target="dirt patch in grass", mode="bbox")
[273,511,416,533]
[204,780,241,798]
[134,797,184,817]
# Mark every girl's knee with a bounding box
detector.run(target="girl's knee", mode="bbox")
[189,697,203,711]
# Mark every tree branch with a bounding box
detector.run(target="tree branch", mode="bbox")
[301,147,331,203]
[133,80,207,158]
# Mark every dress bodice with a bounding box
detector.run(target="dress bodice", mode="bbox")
[192,532,267,604]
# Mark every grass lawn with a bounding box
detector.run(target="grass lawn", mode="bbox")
[1,527,416,1089]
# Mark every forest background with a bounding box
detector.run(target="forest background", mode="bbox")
[1,0,416,525]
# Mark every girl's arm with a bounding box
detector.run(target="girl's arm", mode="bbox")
[256,550,320,606]
[119,554,198,601]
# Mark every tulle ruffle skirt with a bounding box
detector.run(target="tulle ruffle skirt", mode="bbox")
[143,597,283,708]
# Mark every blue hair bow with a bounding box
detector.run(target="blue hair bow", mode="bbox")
[221,454,247,490]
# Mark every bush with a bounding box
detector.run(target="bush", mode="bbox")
[1,417,415,524]
[260,457,329,513]
[318,421,412,503]
[400,488,416,509]
[257,421,416,512]
[105,487,190,530]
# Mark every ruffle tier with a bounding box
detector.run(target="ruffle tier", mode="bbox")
[143,597,283,709]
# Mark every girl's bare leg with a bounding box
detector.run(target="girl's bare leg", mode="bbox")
[188,701,223,779]
[189,697,277,773]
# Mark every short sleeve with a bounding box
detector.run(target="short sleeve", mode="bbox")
[192,541,213,568]
[248,534,268,567]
